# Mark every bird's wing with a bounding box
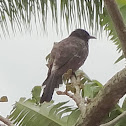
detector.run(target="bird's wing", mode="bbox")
[50,36,88,73]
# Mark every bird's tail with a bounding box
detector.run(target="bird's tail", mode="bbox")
[40,72,62,103]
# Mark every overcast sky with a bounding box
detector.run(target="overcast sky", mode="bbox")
[0,25,125,117]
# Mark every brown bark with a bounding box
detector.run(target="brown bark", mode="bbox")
[0,115,14,126]
[79,0,126,125]
[80,68,126,126]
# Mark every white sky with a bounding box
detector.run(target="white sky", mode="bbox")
[0,24,125,117]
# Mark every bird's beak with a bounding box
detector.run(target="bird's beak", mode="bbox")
[89,36,96,39]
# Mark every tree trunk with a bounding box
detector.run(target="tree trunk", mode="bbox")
[80,0,126,125]
[80,68,126,126]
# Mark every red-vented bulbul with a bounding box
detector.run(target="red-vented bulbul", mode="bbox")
[40,29,96,103]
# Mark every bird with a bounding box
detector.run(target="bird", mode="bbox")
[40,29,96,103]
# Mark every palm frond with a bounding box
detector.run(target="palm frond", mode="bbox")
[9,98,80,126]
[100,1,126,62]
[100,7,121,51]
[1,0,125,62]
[0,0,103,36]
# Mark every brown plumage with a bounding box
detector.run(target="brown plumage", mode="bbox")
[40,29,96,103]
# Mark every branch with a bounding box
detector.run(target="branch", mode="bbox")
[79,68,126,126]
[78,1,126,125]
[57,76,86,116]
[0,115,14,126]
[57,90,81,106]
[104,0,126,58]
[100,111,126,126]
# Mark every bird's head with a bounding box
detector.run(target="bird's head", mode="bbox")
[69,29,96,41]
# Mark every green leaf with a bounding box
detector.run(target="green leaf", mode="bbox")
[115,114,126,126]
[120,5,126,24]
[67,109,81,126]
[92,80,103,87]
[46,53,51,61]
[100,1,126,63]
[9,99,63,126]
[104,105,123,123]
[116,0,126,8]
[83,81,102,98]
[9,99,79,126]
[31,86,41,104]
[114,54,124,64]
[122,98,126,111]
[49,101,69,115]
[84,83,94,98]
[0,0,103,37]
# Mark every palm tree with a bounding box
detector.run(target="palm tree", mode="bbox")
[0,0,125,61]
[1,0,126,126]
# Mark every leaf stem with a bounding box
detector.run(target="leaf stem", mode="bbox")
[0,115,14,126]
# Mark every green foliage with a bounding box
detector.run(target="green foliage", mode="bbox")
[0,0,126,63]
[9,86,80,126]
[9,70,126,126]
[100,1,126,63]
[0,0,103,36]
[103,99,126,126]
[60,0,103,33]
[104,105,122,124]
[67,109,81,126]
[122,98,126,111]
[4,1,126,124]
[83,80,103,98]
[63,69,103,99]
[9,98,81,126]
[114,54,125,64]
[9,98,65,126]
[100,8,121,52]
[31,86,41,104]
